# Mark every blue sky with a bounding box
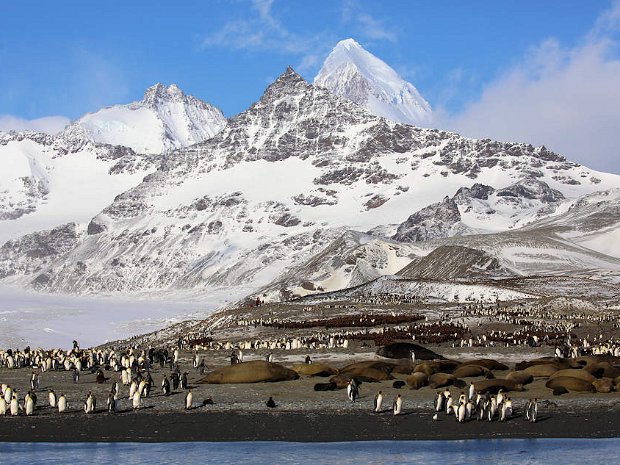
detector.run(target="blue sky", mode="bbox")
[1,0,619,172]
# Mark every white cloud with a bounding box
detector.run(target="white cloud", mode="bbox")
[340,0,397,43]
[440,2,620,174]
[202,0,326,68]
[0,115,70,134]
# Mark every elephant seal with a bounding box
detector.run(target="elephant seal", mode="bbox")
[406,372,428,390]
[592,377,615,393]
[330,368,392,388]
[376,342,445,360]
[472,378,524,394]
[463,359,509,371]
[549,369,595,383]
[584,362,620,379]
[340,361,395,375]
[506,371,534,385]
[523,364,561,378]
[515,358,568,371]
[291,363,337,377]
[428,373,465,389]
[199,361,299,384]
[545,377,596,393]
[452,364,493,379]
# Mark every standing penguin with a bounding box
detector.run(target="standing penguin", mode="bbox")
[445,394,454,415]
[525,399,532,421]
[457,402,466,423]
[3,385,12,404]
[132,389,141,410]
[84,391,95,414]
[129,380,137,399]
[181,372,189,390]
[58,393,67,413]
[266,396,277,408]
[111,382,120,400]
[48,390,57,408]
[24,393,34,416]
[434,391,444,413]
[162,376,171,396]
[374,390,383,413]
[171,372,180,390]
[347,379,359,402]
[467,383,475,403]
[529,398,538,423]
[185,389,193,410]
[30,372,39,390]
[73,368,80,384]
[10,394,19,416]
[0,396,7,415]
[393,394,403,415]
[107,391,117,413]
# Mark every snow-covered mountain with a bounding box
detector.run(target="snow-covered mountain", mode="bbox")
[61,83,227,154]
[0,130,158,244]
[392,177,566,242]
[2,68,619,302]
[314,38,432,126]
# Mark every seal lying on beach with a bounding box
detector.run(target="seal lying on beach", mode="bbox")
[198,361,299,384]
[414,360,461,376]
[290,363,337,377]
[515,358,568,371]
[452,364,494,379]
[462,359,509,371]
[549,369,596,383]
[428,373,465,389]
[405,372,428,390]
[505,371,534,385]
[545,376,596,393]
[523,363,562,378]
[472,378,524,394]
[376,343,445,360]
[592,377,615,393]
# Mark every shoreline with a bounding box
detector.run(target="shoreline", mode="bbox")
[1,409,619,442]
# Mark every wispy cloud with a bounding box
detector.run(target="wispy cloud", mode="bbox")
[202,0,328,72]
[439,1,620,174]
[0,115,70,134]
[340,0,397,43]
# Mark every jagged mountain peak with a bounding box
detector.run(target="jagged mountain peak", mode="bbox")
[59,83,227,154]
[142,82,186,107]
[314,38,432,126]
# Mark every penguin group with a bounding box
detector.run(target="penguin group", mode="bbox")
[432,386,538,423]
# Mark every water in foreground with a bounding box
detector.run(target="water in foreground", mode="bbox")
[0,439,616,465]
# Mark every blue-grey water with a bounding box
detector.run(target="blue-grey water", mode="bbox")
[0,439,617,465]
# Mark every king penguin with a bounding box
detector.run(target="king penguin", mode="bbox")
[58,393,67,413]
[0,396,7,415]
[48,390,57,408]
[10,393,19,416]
[393,394,402,415]
[132,389,141,410]
[374,390,383,413]
[185,389,193,410]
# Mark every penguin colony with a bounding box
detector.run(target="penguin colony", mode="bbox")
[1,286,619,422]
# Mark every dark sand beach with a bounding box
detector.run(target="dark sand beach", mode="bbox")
[1,408,619,442]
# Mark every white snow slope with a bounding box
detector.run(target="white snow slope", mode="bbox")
[315,38,432,126]
[0,131,159,244]
[61,83,227,154]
